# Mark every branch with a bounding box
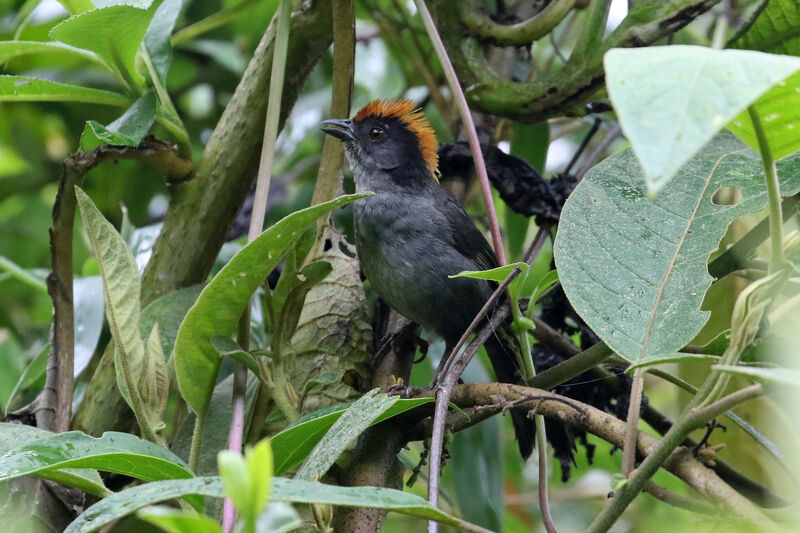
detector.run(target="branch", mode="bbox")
[444,382,769,524]
[432,0,721,122]
[414,0,506,265]
[426,268,520,533]
[588,384,770,533]
[41,140,191,434]
[459,0,576,46]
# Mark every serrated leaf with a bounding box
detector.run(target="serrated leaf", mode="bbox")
[138,506,224,533]
[553,133,800,363]
[80,90,158,151]
[76,187,149,423]
[0,430,192,485]
[0,422,109,497]
[50,5,156,86]
[0,75,130,106]
[272,397,433,475]
[174,193,370,420]
[604,46,800,194]
[66,476,472,533]
[141,323,169,428]
[295,390,396,481]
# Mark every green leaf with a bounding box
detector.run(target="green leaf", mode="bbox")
[74,276,105,377]
[713,365,800,388]
[66,476,473,533]
[139,284,204,359]
[79,90,158,151]
[553,133,800,363]
[730,0,800,55]
[272,397,433,475]
[528,269,559,307]
[728,70,800,161]
[272,261,332,354]
[0,41,104,67]
[141,324,169,429]
[75,187,149,423]
[218,451,250,516]
[144,0,185,85]
[626,353,720,372]
[0,430,192,485]
[138,506,223,533]
[56,0,95,14]
[450,262,527,283]
[50,5,157,86]
[4,344,49,415]
[604,46,800,194]
[245,440,274,516]
[0,254,47,291]
[211,336,261,374]
[0,75,130,106]
[0,422,109,497]
[174,193,371,419]
[256,502,302,533]
[295,390,396,481]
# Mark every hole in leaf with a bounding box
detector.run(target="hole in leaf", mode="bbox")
[711,186,741,206]
[323,239,333,251]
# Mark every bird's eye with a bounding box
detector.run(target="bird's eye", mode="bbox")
[368,127,384,141]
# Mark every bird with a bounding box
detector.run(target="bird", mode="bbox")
[321,99,534,459]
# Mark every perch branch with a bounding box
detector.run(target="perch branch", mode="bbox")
[459,0,576,46]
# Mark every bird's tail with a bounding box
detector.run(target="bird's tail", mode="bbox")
[484,323,535,459]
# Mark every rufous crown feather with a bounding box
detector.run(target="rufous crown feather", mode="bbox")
[354,99,439,177]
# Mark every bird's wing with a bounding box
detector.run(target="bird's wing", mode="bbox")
[433,189,499,271]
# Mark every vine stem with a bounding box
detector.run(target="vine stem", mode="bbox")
[427,269,521,533]
[413,0,506,266]
[587,384,768,533]
[220,1,292,531]
[747,105,784,273]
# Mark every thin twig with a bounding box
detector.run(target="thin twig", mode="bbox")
[621,367,644,476]
[430,266,522,386]
[574,123,622,182]
[222,1,293,531]
[427,312,510,532]
[426,267,520,532]
[41,141,191,434]
[414,0,506,266]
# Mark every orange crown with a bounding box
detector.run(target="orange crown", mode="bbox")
[354,99,439,177]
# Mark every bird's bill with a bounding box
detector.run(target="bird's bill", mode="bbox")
[320,118,357,141]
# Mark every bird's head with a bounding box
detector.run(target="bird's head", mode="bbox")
[321,99,438,185]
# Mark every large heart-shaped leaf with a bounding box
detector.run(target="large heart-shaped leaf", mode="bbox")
[553,133,800,363]
[604,46,800,194]
[174,193,370,419]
